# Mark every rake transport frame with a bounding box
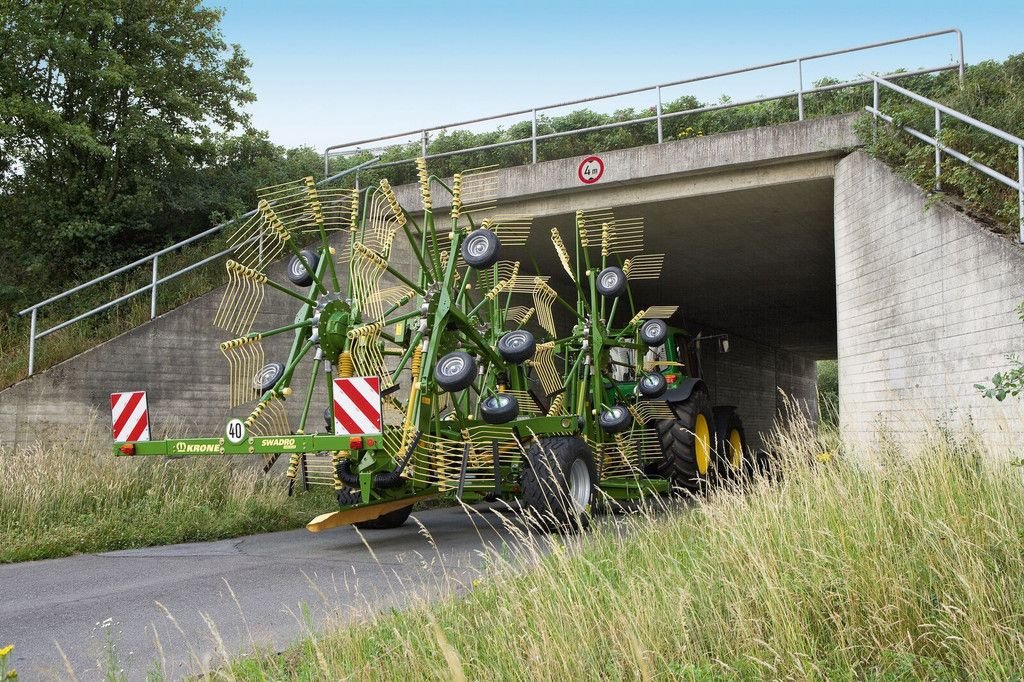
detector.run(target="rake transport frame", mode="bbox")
[113,158,748,531]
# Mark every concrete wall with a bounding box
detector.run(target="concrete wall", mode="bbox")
[835,151,1024,452]
[700,332,818,452]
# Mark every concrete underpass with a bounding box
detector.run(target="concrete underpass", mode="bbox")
[3,113,1023,452]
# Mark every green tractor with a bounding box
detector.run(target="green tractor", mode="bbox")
[112,159,748,531]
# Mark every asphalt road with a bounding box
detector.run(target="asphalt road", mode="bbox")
[0,504,529,680]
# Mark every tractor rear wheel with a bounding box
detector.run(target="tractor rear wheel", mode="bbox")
[716,410,750,482]
[654,389,718,492]
[520,436,595,531]
[336,488,414,529]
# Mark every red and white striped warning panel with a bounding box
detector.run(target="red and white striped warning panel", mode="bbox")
[333,377,383,435]
[110,391,151,442]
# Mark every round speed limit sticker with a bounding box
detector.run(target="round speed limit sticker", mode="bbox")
[225,418,246,444]
[577,155,604,184]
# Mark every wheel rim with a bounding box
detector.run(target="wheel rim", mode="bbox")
[466,233,489,257]
[568,458,591,510]
[439,355,465,377]
[695,413,711,475]
[729,429,743,469]
[599,270,620,290]
[505,332,527,349]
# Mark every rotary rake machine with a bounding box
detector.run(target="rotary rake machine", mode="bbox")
[113,158,747,532]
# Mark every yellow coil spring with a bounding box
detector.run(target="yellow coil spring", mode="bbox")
[551,228,574,280]
[303,177,324,224]
[338,351,353,378]
[626,309,646,330]
[601,222,610,258]
[245,400,266,428]
[410,346,423,379]
[219,333,262,352]
[352,241,387,270]
[379,179,407,226]
[258,200,290,242]
[450,173,463,220]
[576,210,588,247]
[347,322,383,340]
[226,259,268,283]
[548,393,564,416]
[331,452,343,490]
[286,452,301,480]
[415,157,431,210]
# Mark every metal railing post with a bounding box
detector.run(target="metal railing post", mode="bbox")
[421,130,428,157]
[934,109,942,190]
[531,109,538,163]
[956,29,965,87]
[656,86,664,143]
[150,256,158,319]
[796,58,805,120]
[1018,144,1023,243]
[323,151,330,179]
[28,308,37,376]
[872,81,880,140]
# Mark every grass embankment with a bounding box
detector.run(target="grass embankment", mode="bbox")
[228,424,1024,680]
[0,426,334,563]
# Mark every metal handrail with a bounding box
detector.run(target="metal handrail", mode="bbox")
[322,28,964,174]
[17,157,379,376]
[864,74,1024,243]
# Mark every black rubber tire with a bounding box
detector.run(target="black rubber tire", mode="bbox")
[252,362,284,392]
[598,404,632,433]
[336,488,414,529]
[595,266,627,298]
[519,436,596,531]
[481,393,519,424]
[435,350,477,392]
[461,228,500,269]
[287,248,320,286]
[654,389,719,492]
[497,330,536,363]
[638,372,667,399]
[639,319,668,346]
[715,410,750,482]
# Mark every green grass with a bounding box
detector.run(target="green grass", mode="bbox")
[0,425,336,563]
[217,418,1024,680]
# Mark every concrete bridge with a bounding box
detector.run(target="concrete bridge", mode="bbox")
[3,113,1023,451]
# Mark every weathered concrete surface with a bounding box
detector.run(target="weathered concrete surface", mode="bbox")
[0,505,525,681]
[835,151,1024,451]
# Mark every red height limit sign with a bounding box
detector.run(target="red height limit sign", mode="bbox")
[577,155,604,184]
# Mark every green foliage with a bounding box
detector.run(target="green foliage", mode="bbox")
[975,302,1024,401]
[857,54,1024,234]
[0,434,336,562]
[817,359,839,428]
[0,1,328,318]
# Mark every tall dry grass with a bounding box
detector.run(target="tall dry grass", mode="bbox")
[0,421,330,563]
[224,409,1024,680]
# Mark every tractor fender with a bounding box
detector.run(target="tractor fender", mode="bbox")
[661,378,706,404]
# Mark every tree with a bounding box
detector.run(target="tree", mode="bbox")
[0,0,254,308]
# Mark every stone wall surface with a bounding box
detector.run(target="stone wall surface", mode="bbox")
[834,151,1024,452]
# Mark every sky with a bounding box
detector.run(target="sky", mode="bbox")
[212,0,1024,153]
